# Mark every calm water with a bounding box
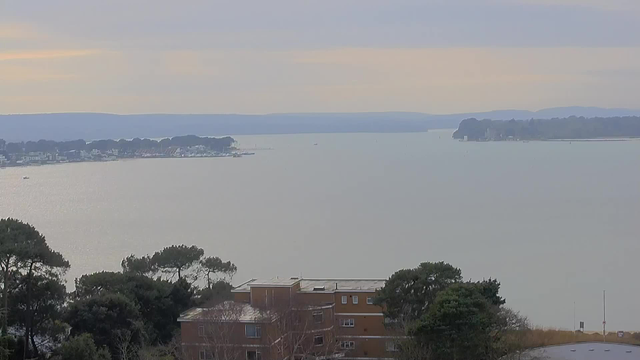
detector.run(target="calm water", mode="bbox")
[1,130,639,331]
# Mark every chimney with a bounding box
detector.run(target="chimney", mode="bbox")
[335,283,338,290]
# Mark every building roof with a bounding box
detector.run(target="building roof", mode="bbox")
[523,342,640,360]
[178,301,274,323]
[247,277,301,287]
[232,278,386,293]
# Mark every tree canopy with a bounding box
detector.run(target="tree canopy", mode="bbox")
[0,218,70,359]
[120,255,155,276]
[0,135,235,155]
[150,245,204,280]
[410,283,500,360]
[453,116,640,141]
[66,293,144,356]
[199,256,237,289]
[376,262,527,360]
[56,334,110,360]
[375,261,462,322]
[1,217,237,360]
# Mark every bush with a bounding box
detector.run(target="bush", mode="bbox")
[57,334,111,360]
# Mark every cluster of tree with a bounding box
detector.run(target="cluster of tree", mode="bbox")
[375,262,530,360]
[0,218,237,360]
[0,135,235,155]
[453,116,640,141]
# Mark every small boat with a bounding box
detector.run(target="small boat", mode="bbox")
[589,349,594,352]
[22,176,30,180]
[313,143,318,146]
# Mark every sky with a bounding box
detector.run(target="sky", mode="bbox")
[1,0,639,114]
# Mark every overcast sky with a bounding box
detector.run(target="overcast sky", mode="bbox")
[1,0,639,114]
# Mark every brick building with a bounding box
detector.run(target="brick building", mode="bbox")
[179,278,399,360]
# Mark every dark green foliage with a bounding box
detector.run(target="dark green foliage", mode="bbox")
[1,135,235,155]
[151,245,204,280]
[195,280,234,307]
[0,218,70,358]
[73,271,193,344]
[9,274,68,355]
[0,336,18,360]
[376,262,523,360]
[56,333,110,360]
[410,283,498,360]
[66,294,144,354]
[121,255,155,276]
[375,262,462,321]
[474,278,506,307]
[96,347,111,360]
[199,256,237,289]
[2,218,237,358]
[453,116,640,140]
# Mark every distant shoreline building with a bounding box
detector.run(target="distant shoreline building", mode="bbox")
[179,278,398,360]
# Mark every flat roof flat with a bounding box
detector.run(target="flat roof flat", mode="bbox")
[524,342,640,360]
[248,278,301,287]
[178,301,273,322]
[232,278,385,292]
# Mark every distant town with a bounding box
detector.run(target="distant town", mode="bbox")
[0,135,255,168]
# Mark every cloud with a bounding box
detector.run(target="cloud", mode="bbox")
[162,51,219,77]
[0,23,43,39]
[4,0,640,50]
[0,49,104,61]
[514,0,640,11]
[1,47,639,114]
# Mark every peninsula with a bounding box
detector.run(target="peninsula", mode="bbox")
[453,116,640,141]
[0,135,248,167]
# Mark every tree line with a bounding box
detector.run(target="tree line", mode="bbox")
[453,116,640,141]
[0,135,235,155]
[375,262,530,360]
[0,218,237,360]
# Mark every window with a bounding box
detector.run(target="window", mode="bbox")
[313,311,324,324]
[386,341,400,352]
[340,341,356,350]
[198,325,205,337]
[247,351,262,360]
[367,297,374,305]
[352,295,359,304]
[245,324,262,338]
[341,295,347,304]
[314,335,324,346]
[199,350,214,360]
[339,318,355,327]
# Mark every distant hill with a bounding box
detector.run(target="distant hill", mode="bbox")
[1,107,639,141]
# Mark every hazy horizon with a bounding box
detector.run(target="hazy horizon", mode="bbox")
[3,106,640,117]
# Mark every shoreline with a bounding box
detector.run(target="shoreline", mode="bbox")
[0,151,257,169]
[459,137,640,143]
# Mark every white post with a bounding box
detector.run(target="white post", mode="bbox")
[603,290,606,342]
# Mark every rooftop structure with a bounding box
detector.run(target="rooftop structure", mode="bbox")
[231,278,386,293]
